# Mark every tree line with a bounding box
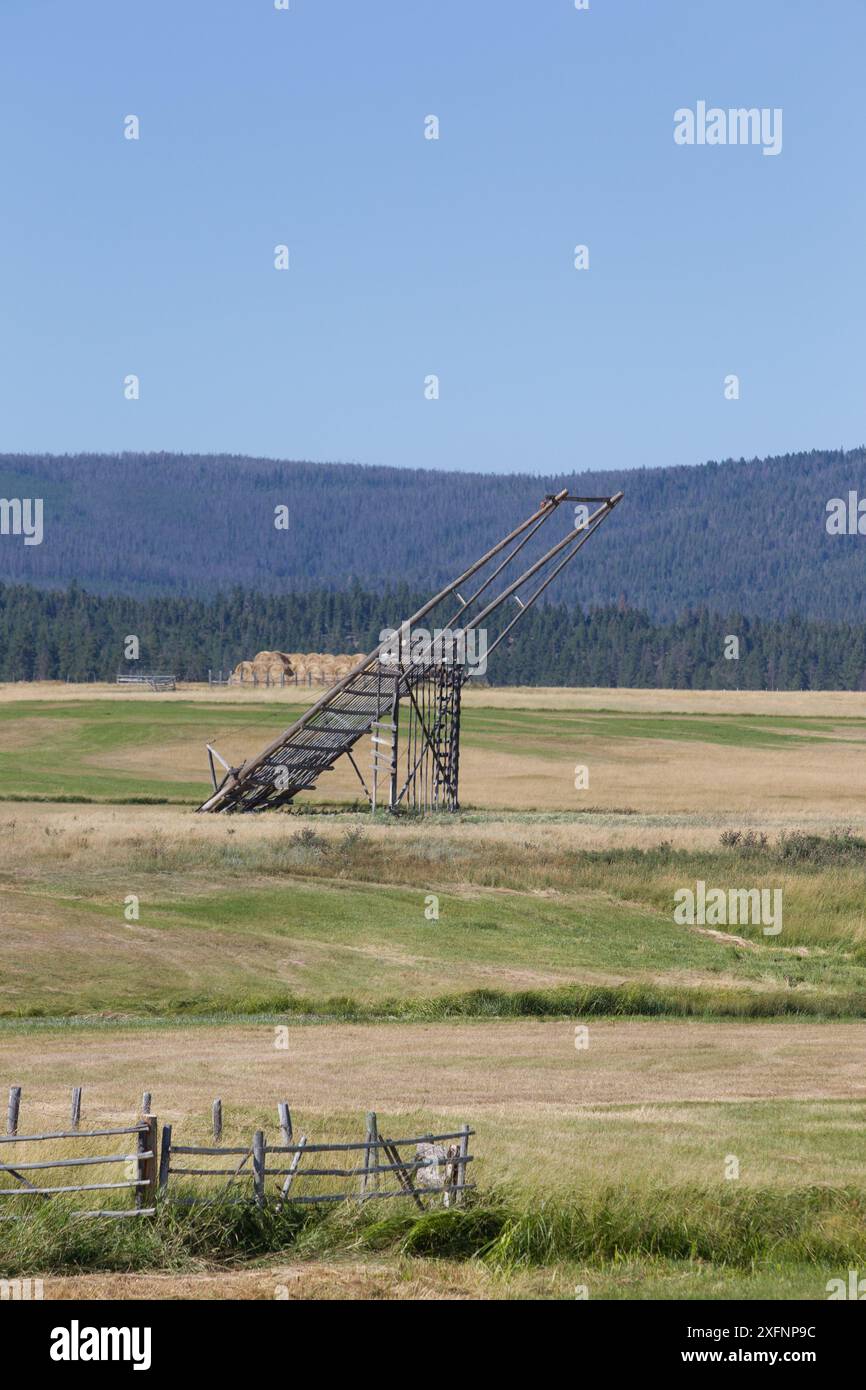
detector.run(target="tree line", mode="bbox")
[2,581,866,690]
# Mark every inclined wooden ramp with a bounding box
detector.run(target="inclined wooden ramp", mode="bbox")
[200,659,424,813]
[198,488,623,814]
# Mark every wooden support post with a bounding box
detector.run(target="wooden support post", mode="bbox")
[141,1091,152,1115]
[361,1111,379,1195]
[276,1136,307,1210]
[70,1086,82,1131]
[212,1099,222,1141]
[252,1130,266,1207]
[456,1124,470,1205]
[389,684,400,810]
[278,1102,292,1146]
[381,1137,425,1211]
[158,1122,172,1191]
[7,1086,21,1136]
[137,1114,158,1211]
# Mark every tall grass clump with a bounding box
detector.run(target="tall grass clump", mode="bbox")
[2,1184,865,1277]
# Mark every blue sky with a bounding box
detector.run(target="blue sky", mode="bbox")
[0,0,864,474]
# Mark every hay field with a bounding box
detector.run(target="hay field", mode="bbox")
[4,1019,865,1301]
[2,682,866,1299]
[5,777,866,1018]
[5,679,866,715]
[3,683,866,816]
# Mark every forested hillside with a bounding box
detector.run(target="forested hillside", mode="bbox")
[1,447,865,619]
[3,582,866,691]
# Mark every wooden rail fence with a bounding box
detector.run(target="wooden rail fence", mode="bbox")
[159,1116,473,1209]
[207,669,346,689]
[0,1117,157,1219]
[116,672,177,691]
[3,1088,475,1218]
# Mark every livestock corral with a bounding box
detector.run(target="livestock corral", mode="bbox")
[2,681,866,1298]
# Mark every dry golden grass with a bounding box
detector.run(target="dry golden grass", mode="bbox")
[5,1019,861,1115]
[3,798,866,865]
[35,1259,844,1302]
[461,686,866,716]
[5,680,866,716]
[0,682,304,706]
[41,1261,518,1301]
[459,738,866,816]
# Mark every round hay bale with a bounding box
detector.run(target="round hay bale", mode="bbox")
[232,650,357,685]
[232,650,294,683]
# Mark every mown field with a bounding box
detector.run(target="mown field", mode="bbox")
[1,683,866,1299]
[5,681,866,816]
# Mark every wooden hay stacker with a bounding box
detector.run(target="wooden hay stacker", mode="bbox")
[199,488,623,815]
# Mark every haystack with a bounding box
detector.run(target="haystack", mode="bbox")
[231,650,294,683]
[230,650,357,684]
[286,652,356,682]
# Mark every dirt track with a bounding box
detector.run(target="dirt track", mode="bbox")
[41,1262,498,1301]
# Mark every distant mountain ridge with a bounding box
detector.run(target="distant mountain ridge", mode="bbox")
[0,447,864,620]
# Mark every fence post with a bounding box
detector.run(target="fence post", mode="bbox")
[212,1099,222,1141]
[158,1122,172,1191]
[70,1086,82,1131]
[7,1086,21,1136]
[361,1111,379,1195]
[456,1124,470,1205]
[278,1102,292,1146]
[253,1130,266,1207]
[137,1115,158,1211]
